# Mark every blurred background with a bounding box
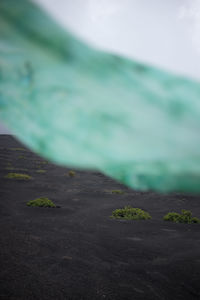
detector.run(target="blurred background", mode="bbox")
[1,0,200,133]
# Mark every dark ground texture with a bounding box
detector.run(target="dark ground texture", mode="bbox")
[0,135,200,300]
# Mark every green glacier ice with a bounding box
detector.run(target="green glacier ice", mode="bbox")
[0,0,200,192]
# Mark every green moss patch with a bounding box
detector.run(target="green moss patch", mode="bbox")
[5,167,28,171]
[111,206,152,220]
[27,197,56,208]
[4,173,32,180]
[163,210,200,224]
[40,160,48,164]
[68,170,76,177]
[36,169,46,174]
[9,147,27,151]
[36,161,48,169]
[111,190,125,195]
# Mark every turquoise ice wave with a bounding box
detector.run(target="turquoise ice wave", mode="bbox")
[0,0,200,192]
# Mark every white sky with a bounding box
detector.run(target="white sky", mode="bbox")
[32,0,200,80]
[1,0,200,133]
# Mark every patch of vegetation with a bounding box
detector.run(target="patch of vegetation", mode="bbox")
[4,173,32,180]
[111,190,124,195]
[36,160,48,168]
[5,167,28,171]
[36,169,46,174]
[163,210,200,224]
[111,206,152,220]
[68,170,76,177]
[40,160,48,164]
[27,197,56,208]
[9,148,27,151]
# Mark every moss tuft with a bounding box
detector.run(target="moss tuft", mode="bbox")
[111,190,124,194]
[111,206,151,220]
[68,170,76,177]
[27,197,56,208]
[36,169,46,173]
[163,210,200,224]
[5,167,28,171]
[4,173,32,180]
[9,148,27,151]
[40,160,48,164]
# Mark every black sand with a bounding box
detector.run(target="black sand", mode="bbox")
[0,135,200,300]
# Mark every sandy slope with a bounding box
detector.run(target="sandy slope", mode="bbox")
[0,135,200,300]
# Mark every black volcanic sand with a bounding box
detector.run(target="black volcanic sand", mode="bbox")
[0,135,200,300]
